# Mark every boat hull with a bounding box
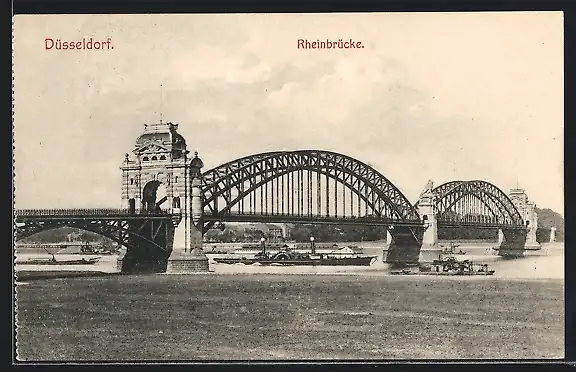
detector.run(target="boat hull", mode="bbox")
[213,258,253,265]
[391,270,495,276]
[214,257,376,266]
[258,257,375,266]
[19,260,100,265]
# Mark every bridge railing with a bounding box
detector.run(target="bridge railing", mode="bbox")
[438,214,523,227]
[14,208,170,217]
[207,211,423,224]
[15,242,105,247]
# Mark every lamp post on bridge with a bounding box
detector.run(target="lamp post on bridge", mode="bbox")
[260,237,266,254]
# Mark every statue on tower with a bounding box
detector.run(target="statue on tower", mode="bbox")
[419,180,435,203]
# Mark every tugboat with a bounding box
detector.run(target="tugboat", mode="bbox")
[391,255,495,276]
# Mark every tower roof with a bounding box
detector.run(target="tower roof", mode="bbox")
[134,122,187,154]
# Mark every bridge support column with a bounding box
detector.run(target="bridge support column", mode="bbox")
[524,206,541,251]
[550,227,557,243]
[507,188,541,254]
[497,229,529,257]
[115,218,174,274]
[166,222,207,273]
[166,153,209,273]
[417,186,441,263]
[385,225,424,267]
[498,229,504,244]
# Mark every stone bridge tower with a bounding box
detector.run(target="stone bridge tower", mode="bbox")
[508,188,540,248]
[121,122,189,214]
[120,122,208,272]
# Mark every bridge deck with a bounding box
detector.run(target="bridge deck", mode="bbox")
[15,209,526,229]
[15,209,171,220]
[438,222,526,230]
[204,212,422,227]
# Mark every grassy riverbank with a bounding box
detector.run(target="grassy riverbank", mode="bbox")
[15,274,563,361]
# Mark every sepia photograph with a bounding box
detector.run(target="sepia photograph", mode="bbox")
[13,12,564,361]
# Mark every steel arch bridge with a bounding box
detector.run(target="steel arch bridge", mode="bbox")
[199,150,421,233]
[415,180,525,229]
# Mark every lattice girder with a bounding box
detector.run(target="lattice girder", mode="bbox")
[431,180,524,226]
[200,151,419,228]
[15,217,171,252]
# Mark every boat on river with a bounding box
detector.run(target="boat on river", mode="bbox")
[214,247,377,266]
[440,242,467,255]
[391,256,495,276]
[17,243,102,265]
[19,256,101,265]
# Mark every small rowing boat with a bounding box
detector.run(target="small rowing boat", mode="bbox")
[19,257,101,265]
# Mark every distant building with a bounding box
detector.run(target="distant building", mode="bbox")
[246,223,285,242]
[265,224,284,242]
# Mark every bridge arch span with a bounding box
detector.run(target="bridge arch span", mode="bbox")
[200,150,419,231]
[424,180,524,226]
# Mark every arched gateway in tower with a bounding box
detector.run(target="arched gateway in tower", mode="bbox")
[120,122,208,273]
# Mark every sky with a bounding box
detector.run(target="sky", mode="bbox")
[13,12,564,214]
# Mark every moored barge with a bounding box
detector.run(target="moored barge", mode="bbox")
[391,256,495,276]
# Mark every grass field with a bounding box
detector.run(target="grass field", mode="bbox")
[15,274,564,361]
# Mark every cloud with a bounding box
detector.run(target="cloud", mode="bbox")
[265,54,409,126]
[13,13,564,214]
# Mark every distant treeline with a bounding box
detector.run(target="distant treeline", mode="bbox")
[289,224,388,242]
[18,227,115,244]
[438,228,498,241]
[204,224,389,243]
[535,207,564,242]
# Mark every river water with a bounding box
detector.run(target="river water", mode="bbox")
[14,242,564,280]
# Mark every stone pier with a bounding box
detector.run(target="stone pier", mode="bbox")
[417,182,442,262]
[385,181,440,266]
[386,228,393,243]
[385,225,424,266]
[506,188,541,255]
[497,229,529,257]
[166,152,209,273]
[498,229,504,244]
[550,227,557,243]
